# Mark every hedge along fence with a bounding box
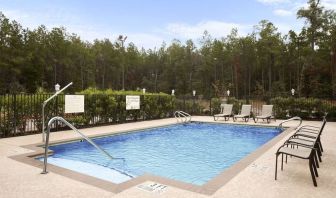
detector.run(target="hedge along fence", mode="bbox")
[0,94,57,137]
[77,89,175,125]
[0,89,175,138]
[175,96,204,115]
[210,97,334,120]
[270,97,333,120]
[1,92,335,138]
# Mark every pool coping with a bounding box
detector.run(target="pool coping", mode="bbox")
[10,122,293,196]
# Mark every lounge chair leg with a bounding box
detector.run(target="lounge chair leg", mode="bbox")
[312,156,319,177]
[318,142,323,155]
[313,156,319,177]
[281,154,283,171]
[318,138,323,152]
[285,154,288,163]
[275,153,279,180]
[314,152,319,168]
[309,158,318,187]
[317,150,322,163]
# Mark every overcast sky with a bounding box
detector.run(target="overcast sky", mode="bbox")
[1,0,336,49]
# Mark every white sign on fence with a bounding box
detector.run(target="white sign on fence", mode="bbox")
[126,95,140,110]
[65,95,85,113]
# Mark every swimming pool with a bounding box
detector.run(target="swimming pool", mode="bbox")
[42,122,282,185]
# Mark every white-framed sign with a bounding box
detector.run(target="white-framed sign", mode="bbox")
[126,95,140,110]
[65,95,85,113]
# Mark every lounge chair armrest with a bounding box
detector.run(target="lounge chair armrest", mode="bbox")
[296,129,318,134]
[283,142,316,150]
[301,125,320,129]
[293,133,318,139]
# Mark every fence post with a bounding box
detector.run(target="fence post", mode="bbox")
[55,95,58,131]
[142,95,145,121]
[209,98,212,116]
[183,95,186,112]
[13,94,17,135]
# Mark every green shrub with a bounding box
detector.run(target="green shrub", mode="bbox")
[270,97,327,120]
[77,88,175,123]
[211,97,247,115]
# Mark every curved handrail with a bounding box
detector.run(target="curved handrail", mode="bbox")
[278,116,302,129]
[42,82,73,142]
[41,116,123,174]
[179,111,191,122]
[174,111,184,122]
[174,111,191,123]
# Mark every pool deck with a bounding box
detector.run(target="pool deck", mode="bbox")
[0,116,336,198]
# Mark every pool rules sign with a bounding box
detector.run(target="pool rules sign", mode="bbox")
[65,95,85,113]
[126,95,140,110]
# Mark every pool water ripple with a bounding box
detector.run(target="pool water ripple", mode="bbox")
[46,122,281,185]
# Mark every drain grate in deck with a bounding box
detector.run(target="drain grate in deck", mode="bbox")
[137,182,168,194]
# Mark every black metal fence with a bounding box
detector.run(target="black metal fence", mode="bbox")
[1,94,336,138]
[175,96,336,120]
[0,94,174,138]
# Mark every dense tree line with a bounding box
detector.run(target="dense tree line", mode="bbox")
[1,0,336,99]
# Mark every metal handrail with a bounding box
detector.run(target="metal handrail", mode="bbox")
[41,116,123,174]
[174,111,191,123]
[42,82,73,142]
[278,116,302,129]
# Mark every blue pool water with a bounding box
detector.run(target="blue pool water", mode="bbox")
[44,122,282,185]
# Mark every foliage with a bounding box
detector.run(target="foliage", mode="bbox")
[175,98,203,115]
[0,94,56,136]
[0,90,175,137]
[0,1,336,99]
[270,97,329,119]
[210,97,248,115]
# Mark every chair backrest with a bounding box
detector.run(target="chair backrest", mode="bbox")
[241,105,251,115]
[220,104,225,114]
[261,105,273,116]
[311,118,327,145]
[319,117,327,135]
[219,104,233,114]
[223,104,233,115]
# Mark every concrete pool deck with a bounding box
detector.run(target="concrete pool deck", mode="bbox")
[0,116,335,198]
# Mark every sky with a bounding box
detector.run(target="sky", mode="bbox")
[1,0,336,49]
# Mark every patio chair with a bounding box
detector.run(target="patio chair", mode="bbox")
[288,117,327,158]
[254,105,273,123]
[213,104,233,121]
[275,142,319,186]
[275,117,326,187]
[233,105,251,122]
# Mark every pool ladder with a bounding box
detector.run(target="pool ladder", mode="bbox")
[277,116,302,130]
[41,116,123,174]
[174,111,191,123]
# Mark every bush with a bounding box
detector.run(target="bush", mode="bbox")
[0,94,55,136]
[77,88,175,123]
[175,98,203,115]
[0,89,176,137]
[211,97,247,115]
[270,97,328,120]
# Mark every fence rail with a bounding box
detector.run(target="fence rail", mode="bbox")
[0,94,174,138]
[1,94,335,138]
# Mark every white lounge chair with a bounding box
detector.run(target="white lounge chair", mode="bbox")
[213,104,233,121]
[233,105,251,122]
[254,105,273,123]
